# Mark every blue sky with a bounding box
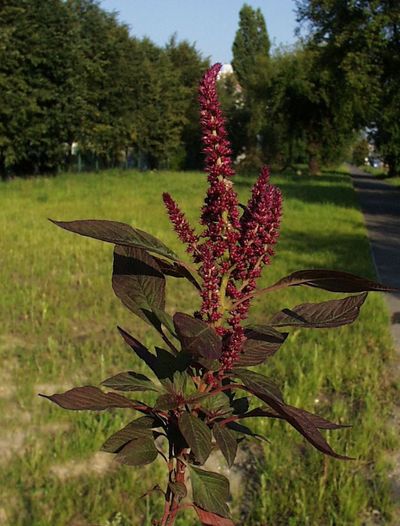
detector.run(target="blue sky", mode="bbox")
[100,0,298,63]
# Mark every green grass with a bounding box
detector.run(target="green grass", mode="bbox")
[0,169,397,526]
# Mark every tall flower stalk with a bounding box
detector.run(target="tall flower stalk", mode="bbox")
[42,64,395,526]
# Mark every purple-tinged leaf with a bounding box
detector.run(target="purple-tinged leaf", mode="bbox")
[271,293,368,329]
[236,326,288,366]
[112,245,166,326]
[115,436,158,466]
[233,369,284,403]
[266,269,396,293]
[101,416,156,453]
[173,313,222,359]
[189,465,230,518]
[154,393,181,410]
[252,394,353,460]
[101,372,161,392]
[179,413,212,464]
[154,257,201,290]
[242,407,350,430]
[213,424,238,467]
[194,506,235,526]
[50,219,179,261]
[40,386,134,411]
[168,481,188,499]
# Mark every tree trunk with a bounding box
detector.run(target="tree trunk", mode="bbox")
[308,141,321,176]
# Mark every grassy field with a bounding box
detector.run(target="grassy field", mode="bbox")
[0,169,397,526]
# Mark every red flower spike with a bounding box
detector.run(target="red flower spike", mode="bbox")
[162,192,199,254]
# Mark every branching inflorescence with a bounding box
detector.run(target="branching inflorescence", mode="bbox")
[42,64,395,526]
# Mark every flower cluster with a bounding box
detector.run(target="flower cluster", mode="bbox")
[163,63,282,371]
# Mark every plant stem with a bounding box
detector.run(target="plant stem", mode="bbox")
[160,454,187,526]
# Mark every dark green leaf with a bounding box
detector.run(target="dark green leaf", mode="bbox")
[270,293,367,328]
[200,392,232,414]
[267,269,396,293]
[194,506,235,526]
[227,421,269,442]
[168,481,187,499]
[112,245,166,327]
[231,397,249,415]
[236,326,288,366]
[115,436,158,466]
[154,347,192,380]
[101,372,161,392]
[179,413,212,464]
[50,219,179,261]
[101,417,155,453]
[189,465,230,518]
[40,386,134,411]
[173,313,222,359]
[233,369,284,403]
[213,424,238,467]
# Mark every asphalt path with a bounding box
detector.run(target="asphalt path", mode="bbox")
[351,166,400,342]
[350,165,400,510]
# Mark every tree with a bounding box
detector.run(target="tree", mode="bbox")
[296,0,400,175]
[0,0,81,175]
[166,36,209,169]
[232,4,270,89]
[352,137,369,166]
[231,4,271,164]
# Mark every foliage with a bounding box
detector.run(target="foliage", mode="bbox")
[41,65,396,525]
[231,4,272,166]
[296,0,400,175]
[0,0,204,176]
[352,138,369,166]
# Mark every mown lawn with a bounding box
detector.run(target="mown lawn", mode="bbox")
[0,169,397,526]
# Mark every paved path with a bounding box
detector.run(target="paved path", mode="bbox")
[351,166,400,343]
[350,165,400,512]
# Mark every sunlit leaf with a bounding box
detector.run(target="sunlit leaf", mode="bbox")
[271,293,368,328]
[101,371,161,392]
[40,386,134,411]
[243,406,350,430]
[267,269,396,293]
[50,219,179,261]
[190,465,230,518]
[236,326,288,366]
[213,424,238,467]
[101,417,155,453]
[112,245,166,327]
[115,436,158,466]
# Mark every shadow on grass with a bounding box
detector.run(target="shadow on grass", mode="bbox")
[279,229,374,276]
[236,173,357,209]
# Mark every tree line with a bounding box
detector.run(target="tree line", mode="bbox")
[221,1,400,176]
[0,0,399,177]
[0,0,208,176]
